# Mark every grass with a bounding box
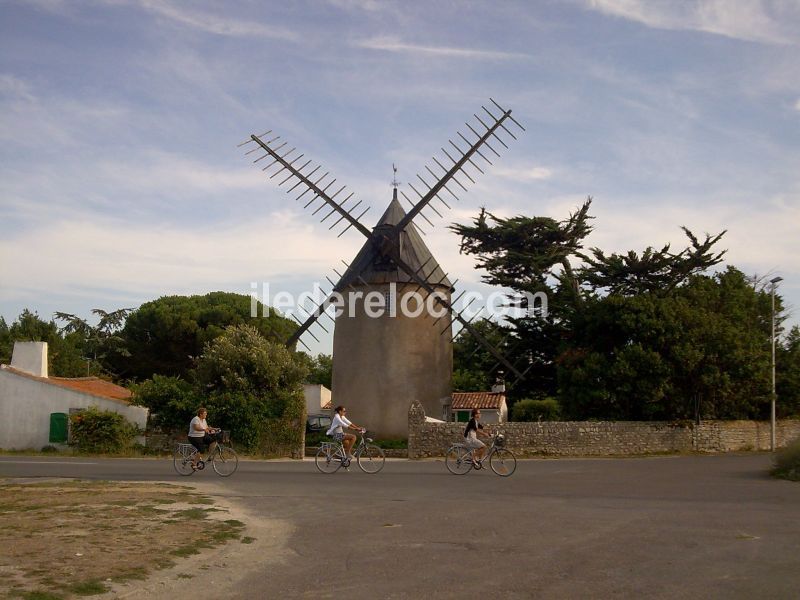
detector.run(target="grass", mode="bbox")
[68,580,108,596]
[0,480,251,599]
[19,592,65,600]
[771,436,800,481]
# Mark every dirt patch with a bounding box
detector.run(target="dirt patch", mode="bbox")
[0,479,276,599]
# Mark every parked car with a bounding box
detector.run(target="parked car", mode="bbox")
[306,414,332,434]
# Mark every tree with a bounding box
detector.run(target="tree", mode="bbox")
[449,199,787,421]
[452,319,510,392]
[305,353,332,389]
[0,317,10,365]
[54,308,133,377]
[114,292,298,380]
[557,268,774,420]
[777,326,800,418]
[130,375,199,430]
[194,324,308,452]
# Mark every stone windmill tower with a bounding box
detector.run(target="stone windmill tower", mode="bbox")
[240,99,527,437]
[332,187,453,437]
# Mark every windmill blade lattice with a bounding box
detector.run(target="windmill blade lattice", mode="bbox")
[241,99,530,384]
[238,132,372,239]
[394,98,525,234]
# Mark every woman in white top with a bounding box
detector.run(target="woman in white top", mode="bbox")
[188,407,219,469]
[326,405,364,460]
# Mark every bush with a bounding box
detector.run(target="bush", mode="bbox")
[131,374,199,431]
[70,406,140,453]
[511,398,562,422]
[771,436,800,481]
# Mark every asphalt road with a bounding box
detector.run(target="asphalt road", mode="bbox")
[2,454,799,599]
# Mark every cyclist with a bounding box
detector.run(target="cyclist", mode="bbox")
[326,405,365,460]
[464,408,489,463]
[188,407,219,469]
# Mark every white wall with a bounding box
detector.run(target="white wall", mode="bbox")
[304,384,331,416]
[10,341,48,378]
[0,368,148,450]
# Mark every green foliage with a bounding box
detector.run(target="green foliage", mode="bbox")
[771,436,800,481]
[0,316,10,365]
[0,309,110,378]
[558,268,774,420]
[54,308,133,377]
[131,375,199,431]
[511,398,562,421]
[115,292,297,380]
[777,327,800,418]
[451,199,800,421]
[195,324,307,395]
[305,353,332,389]
[195,324,308,453]
[452,319,510,392]
[452,368,490,393]
[69,406,140,453]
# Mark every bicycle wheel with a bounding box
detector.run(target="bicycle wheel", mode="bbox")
[212,445,239,477]
[315,445,343,474]
[173,447,196,476]
[445,445,473,475]
[489,448,516,477]
[357,444,385,474]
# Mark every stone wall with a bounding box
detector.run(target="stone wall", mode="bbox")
[407,400,800,458]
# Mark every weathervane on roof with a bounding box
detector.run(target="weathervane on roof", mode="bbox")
[391,164,401,190]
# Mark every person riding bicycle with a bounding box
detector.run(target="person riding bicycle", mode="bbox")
[464,408,489,463]
[187,407,219,469]
[326,405,364,460]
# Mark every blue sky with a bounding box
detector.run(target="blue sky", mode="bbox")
[1,0,798,355]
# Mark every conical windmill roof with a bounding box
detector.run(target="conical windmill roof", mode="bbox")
[343,191,452,288]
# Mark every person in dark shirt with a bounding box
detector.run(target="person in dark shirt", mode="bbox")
[463,408,489,462]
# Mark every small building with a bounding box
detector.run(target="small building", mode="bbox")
[0,342,148,450]
[303,383,332,416]
[448,391,508,424]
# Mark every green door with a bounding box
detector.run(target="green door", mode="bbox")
[49,413,68,443]
[455,411,470,423]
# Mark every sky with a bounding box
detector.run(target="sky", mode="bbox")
[1,0,799,355]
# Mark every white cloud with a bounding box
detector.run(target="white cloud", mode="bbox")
[795,98,800,111]
[354,36,531,61]
[137,0,299,40]
[0,211,360,301]
[491,165,553,182]
[586,0,800,45]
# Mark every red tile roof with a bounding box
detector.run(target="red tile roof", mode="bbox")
[2,366,132,404]
[49,377,132,401]
[451,391,505,410]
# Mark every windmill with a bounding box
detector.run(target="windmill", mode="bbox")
[240,99,529,437]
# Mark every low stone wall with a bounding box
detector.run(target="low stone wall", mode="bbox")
[407,401,800,458]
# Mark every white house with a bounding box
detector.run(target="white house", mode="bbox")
[448,391,508,424]
[0,342,148,450]
[303,383,332,416]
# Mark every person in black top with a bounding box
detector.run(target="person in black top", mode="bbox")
[463,408,489,462]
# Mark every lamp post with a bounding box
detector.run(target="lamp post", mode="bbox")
[770,276,783,452]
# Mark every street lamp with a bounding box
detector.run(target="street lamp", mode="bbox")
[770,276,783,452]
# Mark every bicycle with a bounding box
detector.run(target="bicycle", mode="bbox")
[174,430,238,477]
[315,429,385,474]
[445,432,516,477]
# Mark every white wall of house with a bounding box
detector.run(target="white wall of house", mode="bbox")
[0,367,148,450]
[453,409,503,424]
[304,384,331,416]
